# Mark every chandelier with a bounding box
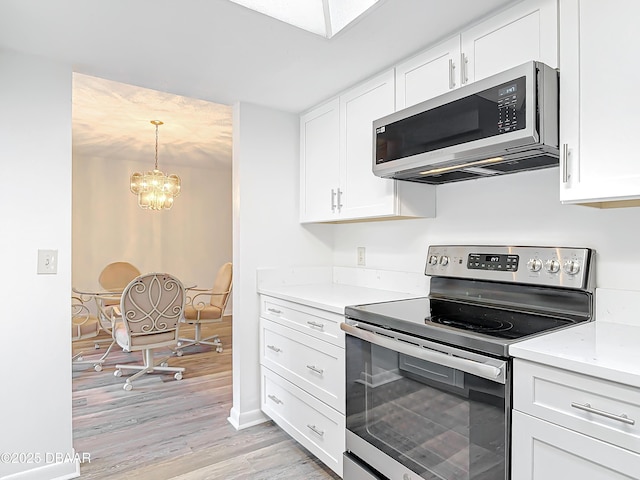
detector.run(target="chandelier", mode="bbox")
[130,120,181,210]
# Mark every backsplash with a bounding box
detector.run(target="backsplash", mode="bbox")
[257,266,428,294]
[331,168,640,325]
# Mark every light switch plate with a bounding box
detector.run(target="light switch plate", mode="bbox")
[37,249,58,274]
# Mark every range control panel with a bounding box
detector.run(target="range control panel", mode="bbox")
[467,253,519,272]
[425,245,593,290]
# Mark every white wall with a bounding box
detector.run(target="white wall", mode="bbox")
[72,154,232,295]
[229,102,333,429]
[0,51,76,479]
[333,167,640,298]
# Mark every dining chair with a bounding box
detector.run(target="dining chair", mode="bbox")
[113,273,186,391]
[175,262,232,356]
[71,295,105,372]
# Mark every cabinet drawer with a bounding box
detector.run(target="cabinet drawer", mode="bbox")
[261,318,345,412]
[261,295,344,347]
[514,359,640,453]
[261,366,345,477]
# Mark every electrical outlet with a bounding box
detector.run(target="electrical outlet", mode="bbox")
[37,249,58,274]
[357,247,366,266]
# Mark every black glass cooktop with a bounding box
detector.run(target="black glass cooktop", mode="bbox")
[345,296,585,358]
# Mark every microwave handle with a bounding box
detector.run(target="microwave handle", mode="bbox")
[341,322,505,383]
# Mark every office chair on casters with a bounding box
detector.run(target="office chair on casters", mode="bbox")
[71,295,105,372]
[99,262,141,293]
[92,261,141,355]
[175,262,232,356]
[113,273,186,391]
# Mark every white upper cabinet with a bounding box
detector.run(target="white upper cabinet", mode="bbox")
[395,36,461,110]
[339,70,396,220]
[461,0,558,84]
[300,70,435,223]
[396,0,558,110]
[299,99,340,222]
[559,0,640,205]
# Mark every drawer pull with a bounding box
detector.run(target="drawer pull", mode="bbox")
[267,308,283,315]
[267,344,282,353]
[570,402,636,425]
[306,365,324,375]
[307,320,324,330]
[307,424,325,437]
[267,394,283,405]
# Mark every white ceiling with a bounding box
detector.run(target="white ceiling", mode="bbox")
[0,0,517,167]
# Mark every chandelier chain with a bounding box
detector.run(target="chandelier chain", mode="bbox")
[154,123,159,170]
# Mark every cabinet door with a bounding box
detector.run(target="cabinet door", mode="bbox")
[462,0,558,84]
[300,98,340,222]
[395,36,461,109]
[560,0,640,204]
[512,411,640,479]
[339,70,396,220]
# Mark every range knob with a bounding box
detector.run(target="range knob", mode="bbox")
[545,259,560,273]
[527,258,543,272]
[439,255,449,266]
[428,255,439,266]
[563,259,581,275]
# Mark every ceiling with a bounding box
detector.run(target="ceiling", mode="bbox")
[0,0,517,167]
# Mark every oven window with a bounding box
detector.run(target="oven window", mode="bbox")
[346,335,507,480]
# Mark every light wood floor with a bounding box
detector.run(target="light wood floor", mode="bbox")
[72,317,341,480]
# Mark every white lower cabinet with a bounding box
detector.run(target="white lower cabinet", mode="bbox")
[512,411,640,479]
[512,359,640,479]
[259,295,345,477]
[261,367,345,476]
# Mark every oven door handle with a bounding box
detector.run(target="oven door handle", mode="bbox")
[341,322,506,383]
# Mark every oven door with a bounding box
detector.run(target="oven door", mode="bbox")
[342,321,510,480]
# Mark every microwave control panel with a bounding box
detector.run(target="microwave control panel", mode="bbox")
[497,81,521,134]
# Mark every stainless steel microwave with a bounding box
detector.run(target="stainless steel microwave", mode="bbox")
[373,61,559,184]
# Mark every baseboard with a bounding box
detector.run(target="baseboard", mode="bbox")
[1,459,79,480]
[227,406,269,430]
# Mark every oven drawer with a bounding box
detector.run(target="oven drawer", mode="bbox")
[260,317,345,412]
[260,295,344,346]
[261,366,345,477]
[514,359,640,454]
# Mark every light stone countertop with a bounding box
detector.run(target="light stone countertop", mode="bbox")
[258,282,423,314]
[509,321,640,388]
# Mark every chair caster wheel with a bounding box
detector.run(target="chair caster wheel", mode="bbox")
[123,382,133,391]
[160,361,168,367]
[94,364,103,372]
[114,369,122,377]
[175,350,184,357]
[174,372,183,381]
[216,347,223,353]
[77,355,84,362]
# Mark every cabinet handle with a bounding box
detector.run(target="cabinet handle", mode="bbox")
[307,320,325,330]
[307,424,325,436]
[268,394,283,405]
[460,53,468,85]
[448,58,455,89]
[570,402,636,425]
[306,364,324,375]
[267,344,282,353]
[337,188,343,211]
[562,143,569,184]
[267,307,282,315]
[331,189,336,212]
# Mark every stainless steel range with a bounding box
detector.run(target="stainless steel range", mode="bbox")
[341,245,594,480]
